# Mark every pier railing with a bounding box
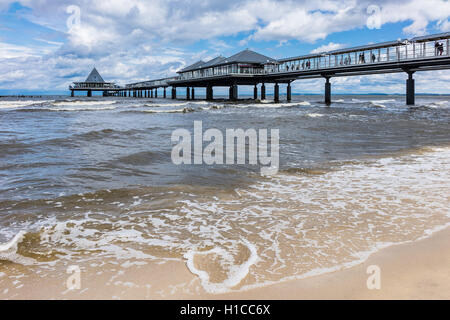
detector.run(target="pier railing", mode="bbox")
[70,82,119,89]
[171,35,450,82]
[125,77,178,88]
[275,39,450,73]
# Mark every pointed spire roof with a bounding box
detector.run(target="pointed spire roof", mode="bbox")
[85,67,105,83]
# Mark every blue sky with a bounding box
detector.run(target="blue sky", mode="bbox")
[1,0,450,95]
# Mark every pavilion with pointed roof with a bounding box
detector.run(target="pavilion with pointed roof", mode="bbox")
[70,67,120,97]
[177,49,278,80]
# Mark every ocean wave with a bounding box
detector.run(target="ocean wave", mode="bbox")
[1,146,450,294]
[16,105,118,112]
[122,107,195,114]
[0,100,53,109]
[52,100,117,106]
[0,231,35,265]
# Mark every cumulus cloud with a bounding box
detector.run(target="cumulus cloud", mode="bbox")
[0,0,450,92]
[310,42,346,54]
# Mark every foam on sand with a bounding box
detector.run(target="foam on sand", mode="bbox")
[0,231,35,265]
[184,240,258,293]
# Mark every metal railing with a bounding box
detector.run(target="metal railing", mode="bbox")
[70,82,119,89]
[125,77,178,88]
[272,40,450,74]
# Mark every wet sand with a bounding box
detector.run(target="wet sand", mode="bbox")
[212,226,450,300]
[2,226,449,300]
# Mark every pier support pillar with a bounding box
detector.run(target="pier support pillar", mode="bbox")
[207,86,213,101]
[150,89,153,98]
[191,87,195,100]
[253,85,258,100]
[229,84,238,101]
[287,82,292,101]
[186,87,190,100]
[233,84,238,101]
[155,88,158,98]
[274,83,279,102]
[87,90,92,97]
[172,87,176,99]
[261,84,266,100]
[406,72,415,105]
[164,87,167,98]
[324,77,331,105]
[71,90,74,97]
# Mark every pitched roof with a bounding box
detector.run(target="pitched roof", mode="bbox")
[85,67,105,83]
[222,49,277,64]
[201,56,227,68]
[410,32,450,42]
[179,60,206,73]
[178,50,278,73]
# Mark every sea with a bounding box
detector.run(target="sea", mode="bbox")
[0,94,449,297]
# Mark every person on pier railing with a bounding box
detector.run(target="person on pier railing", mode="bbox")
[437,42,444,56]
[434,41,444,56]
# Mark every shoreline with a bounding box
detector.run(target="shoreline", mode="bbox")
[3,225,449,299]
[208,225,450,300]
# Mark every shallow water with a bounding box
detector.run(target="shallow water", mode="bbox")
[0,94,449,296]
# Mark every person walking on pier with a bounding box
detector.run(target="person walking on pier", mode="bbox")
[435,41,443,55]
[438,42,444,55]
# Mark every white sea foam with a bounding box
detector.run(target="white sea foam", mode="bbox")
[139,107,194,113]
[0,231,35,265]
[184,240,258,293]
[306,113,324,118]
[2,146,449,295]
[0,100,51,109]
[52,100,117,107]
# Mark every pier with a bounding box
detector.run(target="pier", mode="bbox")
[70,32,450,105]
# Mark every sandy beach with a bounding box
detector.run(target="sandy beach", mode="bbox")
[213,226,450,300]
[2,226,449,300]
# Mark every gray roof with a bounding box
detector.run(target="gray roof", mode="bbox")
[85,68,105,83]
[410,32,450,42]
[178,49,277,73]
[222,49,277,65]
[201,56,227,68]
[179,60,206,73]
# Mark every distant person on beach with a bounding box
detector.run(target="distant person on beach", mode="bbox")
[371,53,376,63]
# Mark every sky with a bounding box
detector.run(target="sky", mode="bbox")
[0,0,450,95]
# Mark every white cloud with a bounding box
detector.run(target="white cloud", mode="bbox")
[0,0,450,92]
[311,42,346,54]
